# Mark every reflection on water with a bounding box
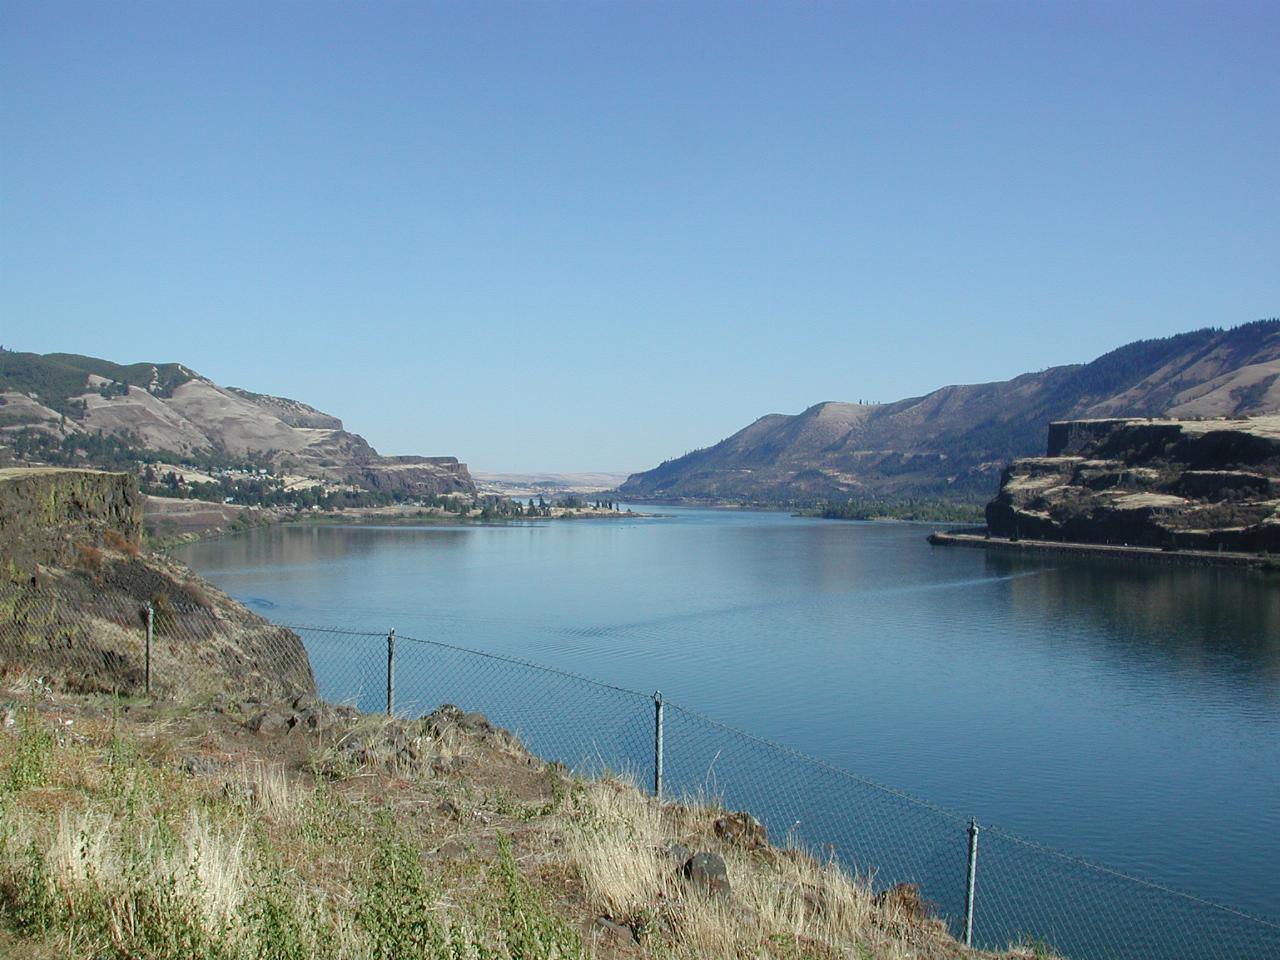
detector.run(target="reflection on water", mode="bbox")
[177,510,1280,919]
[994,553,1280,703]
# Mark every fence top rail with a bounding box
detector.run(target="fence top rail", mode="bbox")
[275,622,393,640]
[282,623,654,702]
[664,700,972,827]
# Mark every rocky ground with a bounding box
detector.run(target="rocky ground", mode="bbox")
[0,677,1049,960]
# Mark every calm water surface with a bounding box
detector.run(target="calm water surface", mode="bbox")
[176,507,1280,919]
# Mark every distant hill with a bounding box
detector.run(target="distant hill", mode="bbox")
[0,350,474,496]
[618,319,1280,504]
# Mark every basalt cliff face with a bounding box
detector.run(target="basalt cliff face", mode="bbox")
[0,351,475,497]
[984,416,1280,552]
[0,468,315,700]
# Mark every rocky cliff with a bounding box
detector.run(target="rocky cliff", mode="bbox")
[620,319,1280,503]
[0,467,143,575]
[0,468,316,700]
[984,416,1280,552]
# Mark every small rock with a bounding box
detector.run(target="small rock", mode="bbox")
[682,851,730,897]
[179,756,222,777]
[435,840,467,860]
[246,710,291,735]
[873,883,929,923]
[437,799,462,819]
[666,842,690,866]
[431,755,465,776]
[714,811,768,849]
[784,882,826,917]
[592,916,637,947]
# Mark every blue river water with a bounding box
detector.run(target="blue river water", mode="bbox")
[175,506,1280,927]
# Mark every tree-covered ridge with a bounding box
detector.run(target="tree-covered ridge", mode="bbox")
[0,350,98,416]
[0,348,197,415]
[43,352,196,397]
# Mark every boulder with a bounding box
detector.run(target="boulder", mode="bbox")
[873,883,928,923]
[592,917,637,947]
[714,811,768,849]
[682,851,730,897]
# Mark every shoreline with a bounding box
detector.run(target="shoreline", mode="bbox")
[928,531,1280,571]
[155,501,655,551]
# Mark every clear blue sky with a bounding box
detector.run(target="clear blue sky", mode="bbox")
[3,2,1277,473]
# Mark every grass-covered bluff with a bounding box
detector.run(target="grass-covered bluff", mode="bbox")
[0,675,1051,960]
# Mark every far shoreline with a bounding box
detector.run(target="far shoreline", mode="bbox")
[928,530,1280,572]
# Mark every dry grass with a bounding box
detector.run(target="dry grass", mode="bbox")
[44,806,251,926]
[560,775,973,960]
[0,692,1039,960]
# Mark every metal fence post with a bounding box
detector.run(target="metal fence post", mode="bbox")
[144,602,154,696]
[653,690,664,799]
[964,817,980,946]
[386,628,396,716]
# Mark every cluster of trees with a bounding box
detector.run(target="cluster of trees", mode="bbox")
[554,495,620,511]
[7,426,278,478]
[798,497,984,523]
[144,470,477,513]
[7,428,151,471]
[474,495,621,519]
[97,380,130,399]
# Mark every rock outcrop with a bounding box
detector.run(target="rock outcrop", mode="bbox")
[0,468,316,700]
[346,455,473,494]
[0,467,143,574]
[985,416,1280,552]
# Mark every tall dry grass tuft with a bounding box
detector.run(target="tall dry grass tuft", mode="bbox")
[44,805,251,929]
[235,760,306,824]
[561,776,949,960]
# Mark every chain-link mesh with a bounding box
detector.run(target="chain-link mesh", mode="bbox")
[4,589,1279,959]
[396,633,653,778]
[0,582,314,702]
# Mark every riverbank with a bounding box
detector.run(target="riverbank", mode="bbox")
[0,677,1021,960]
[149,499,652,549]
[928,530,1280,571]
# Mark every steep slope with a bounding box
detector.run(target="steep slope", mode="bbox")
[0,350,475,496]
[0,467,315,700]
[619,319,1280,503]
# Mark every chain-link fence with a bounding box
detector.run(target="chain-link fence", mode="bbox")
[4,587,1279,959]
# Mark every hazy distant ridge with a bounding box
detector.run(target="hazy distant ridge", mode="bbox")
[618,320,1280,503]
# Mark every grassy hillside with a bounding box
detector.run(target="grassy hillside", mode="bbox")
[0,681,1031,960]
